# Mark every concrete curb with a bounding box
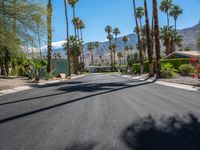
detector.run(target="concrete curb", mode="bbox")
[0,75,86,96]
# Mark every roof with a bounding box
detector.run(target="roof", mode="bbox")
[166,51,200,58]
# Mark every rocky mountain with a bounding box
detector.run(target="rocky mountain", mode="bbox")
[41,23,200,58]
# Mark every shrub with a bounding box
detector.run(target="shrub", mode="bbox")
[132,58,190,74]
[161,63,177,78]
[179,64,196,76]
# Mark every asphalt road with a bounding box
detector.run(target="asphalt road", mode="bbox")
[0,74,200,150]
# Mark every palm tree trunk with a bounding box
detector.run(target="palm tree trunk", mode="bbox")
[123,43,126,66]
[109,40,113,68]
[64,0,71,76]
[91,51,94,65]
[47,0,52,73]
[133,0,143,74]
[80,29,84,71]
[167,11,170,28]
[72,7,77,37]
[174,18,177,31]
[144,0,154,77]
[153,0,161,78]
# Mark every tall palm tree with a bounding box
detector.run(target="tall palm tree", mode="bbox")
[88,42,95,65]
[72,17,81,38]
[95,42,100,65]
[64,0,71,75]
[153,0,161,78]
[68,36,81,74]
[159,0,173,28]
[125,45,130,65]
[117,51,123,66]
[112,43,117,68]
[68,0,79,36]
[105,26,113,67]
[113,28,121,45]
[169,5,183,31]
[47,0,52,73]
[144,0,154,77]
[122,36,129,66]
[136,7,144,31]
[160,26,172,55]
[133,0,143,74]
[33,13,42,58]
[79,20,85,72]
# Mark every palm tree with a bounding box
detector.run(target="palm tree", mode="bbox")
[132,0,143,74]
[170,5,183,31]
[125,45,130,64]
[68,36,82,73]
[47,0,52,73]
[72,17,81,38]
[95,42,100,65]
[68,0,79,36]
[136,7,144,31]
[160,26,172,55]
[159,0,173,28]
[153,0,161,78]
[144,0,154,77]
[122,36,129,66]
[117,51,123,66]
[113,28,121,44]
[112,43,117,67]
[64,0,71,76]
[79,20,85,72]
[32,13,42,58]
[88,42,95,65]
[105,25,113,67]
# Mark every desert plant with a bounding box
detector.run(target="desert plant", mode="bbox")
[161,63,177,78]
[179,64,195,76]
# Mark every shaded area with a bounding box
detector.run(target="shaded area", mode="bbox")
[65,142,97,150]
[0,80,152,124]
[121,113,200,150]
[0,79,147,106]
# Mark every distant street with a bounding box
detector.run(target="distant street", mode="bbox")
[0,74,200,150]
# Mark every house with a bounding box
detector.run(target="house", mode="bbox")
[165,51,200,59]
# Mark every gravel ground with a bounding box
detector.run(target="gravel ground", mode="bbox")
[159,75,200,86]
[0,77,34,90]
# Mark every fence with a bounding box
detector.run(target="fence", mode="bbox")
[51,59,69,76]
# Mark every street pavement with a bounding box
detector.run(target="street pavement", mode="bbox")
[0,74,200,150]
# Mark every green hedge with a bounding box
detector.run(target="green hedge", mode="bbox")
[132,58,190,73]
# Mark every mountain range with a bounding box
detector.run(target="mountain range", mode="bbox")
[41,23,200,59]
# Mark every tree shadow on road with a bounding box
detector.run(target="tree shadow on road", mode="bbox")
[121,113,200,150]
[0,80,153,123]
[65,142,97,150]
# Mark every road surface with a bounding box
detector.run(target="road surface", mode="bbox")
[0,74,200,150]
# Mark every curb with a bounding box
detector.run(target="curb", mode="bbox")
[0,75,86,96]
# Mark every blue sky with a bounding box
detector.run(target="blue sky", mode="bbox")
[51,0,200,43]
